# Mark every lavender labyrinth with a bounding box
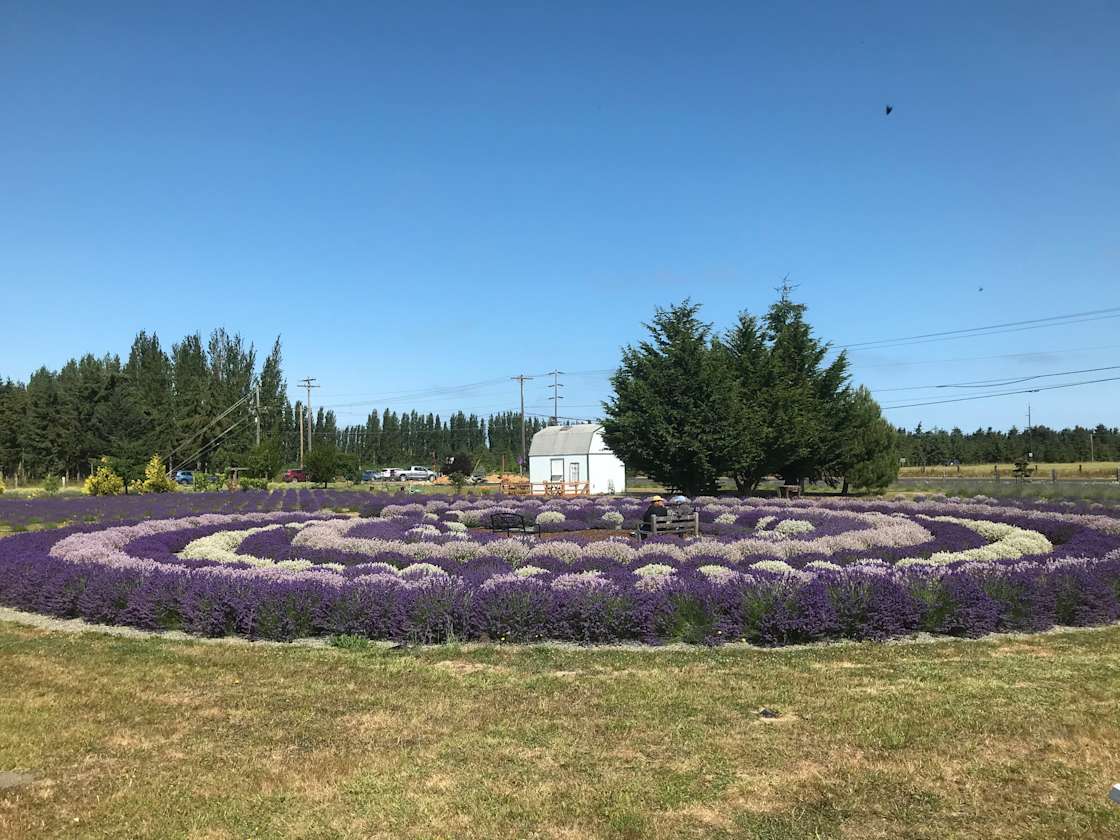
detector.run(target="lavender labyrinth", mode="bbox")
[1,491,1119,645]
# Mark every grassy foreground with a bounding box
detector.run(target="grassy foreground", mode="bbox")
[1,624,1119,839]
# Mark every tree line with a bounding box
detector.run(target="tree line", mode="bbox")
[0,329,550,481]
[602,294,899,495]
[896,423,1120,466]
[0,329,282,481]
[302,408,548,471]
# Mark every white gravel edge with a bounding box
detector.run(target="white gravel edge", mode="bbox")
[1,605,1117,654]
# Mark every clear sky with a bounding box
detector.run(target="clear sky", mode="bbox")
[2,1,1117,432]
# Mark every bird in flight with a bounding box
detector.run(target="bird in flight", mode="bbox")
[885,104,893,115]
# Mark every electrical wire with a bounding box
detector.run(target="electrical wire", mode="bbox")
[880,375,1120,410]
[840,306,1120,350]
[871,364,1120,393]
[850,343,1120,368]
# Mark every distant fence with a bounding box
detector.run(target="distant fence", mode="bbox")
[500,480,591,497]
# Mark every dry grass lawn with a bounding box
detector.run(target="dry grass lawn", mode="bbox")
[899,461,1120,480]
[1,622,1119,839]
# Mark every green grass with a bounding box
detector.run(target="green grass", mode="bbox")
[2,622,1119,839]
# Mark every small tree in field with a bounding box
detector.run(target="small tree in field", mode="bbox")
[836,387,899,493]
[247,440,284,481]
[304,446,339,487]
[140,454,176,493]
[85,458,125,496]
[443,453,473,494]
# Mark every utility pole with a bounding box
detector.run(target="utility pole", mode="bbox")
[298,404,305,468]
[547,369,564,425]
[299,377,319,455]
[511,374,533,475]
[1090,430,1096,462]
[1026,403,1032,460]
[254,384,261,447]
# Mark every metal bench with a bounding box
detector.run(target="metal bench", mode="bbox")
[636,512,699,541]
[488,512,539,536]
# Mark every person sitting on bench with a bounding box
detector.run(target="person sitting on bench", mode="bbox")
[668,494,692,516]
[642,495,668,524]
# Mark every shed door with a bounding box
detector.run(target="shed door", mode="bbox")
[550,458,564,481]
[568,462,580,482]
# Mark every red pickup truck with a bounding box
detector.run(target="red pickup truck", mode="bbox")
[283,469,306,482]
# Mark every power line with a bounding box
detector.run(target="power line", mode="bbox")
[166,392,253,462]
[881,375,1120,410]
[851,343,1120,368]
[871,364,1120,393]
[840,306,1120,351]
[169,415,254,474]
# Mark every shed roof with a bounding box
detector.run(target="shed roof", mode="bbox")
[529,423,602,457]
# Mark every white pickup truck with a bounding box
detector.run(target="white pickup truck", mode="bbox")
[398,465,438,482]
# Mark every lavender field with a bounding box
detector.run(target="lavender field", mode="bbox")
[2,491,1119,646]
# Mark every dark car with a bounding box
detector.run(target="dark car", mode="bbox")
[360,469,377,482]
[283,469,307,482]
[173,470,193,485]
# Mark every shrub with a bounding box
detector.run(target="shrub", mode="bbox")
[192,473,223,492]
[42,474,62,495]
[140,455,176,494]
[84,460,125,496]
[0,477,5,494]
[535,511,567,526]
[602,510,625,528]
[304,446,339,486]
[239,478,269,492]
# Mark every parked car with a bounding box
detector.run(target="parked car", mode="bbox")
[370,468,399,481]
[283,469,306,482]
[360,469,377,482]
[398,465,438,481]
[173,470,193,485]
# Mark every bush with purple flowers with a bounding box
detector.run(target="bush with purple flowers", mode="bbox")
[1,492,1119,645]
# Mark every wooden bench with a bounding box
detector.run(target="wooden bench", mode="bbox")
[778,484,801,499]
[488,512,539,536]
[636,512,699,541]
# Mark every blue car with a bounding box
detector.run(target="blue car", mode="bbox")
[174,470,193,485]
[360,469,377,482]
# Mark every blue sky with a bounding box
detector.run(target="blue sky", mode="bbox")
[2,1,1117,432]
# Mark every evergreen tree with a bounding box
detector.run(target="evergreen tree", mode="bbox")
[170,335,211,469]
[834,387,899,492]
[754,292,850,485]
[602,302,740,495]
[23,368,67,476]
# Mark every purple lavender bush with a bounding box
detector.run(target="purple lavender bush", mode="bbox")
[1,494,1118,646]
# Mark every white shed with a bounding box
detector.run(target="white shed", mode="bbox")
[528,424,626,495]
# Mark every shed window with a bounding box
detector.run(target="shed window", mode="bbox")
[550,459,564,481]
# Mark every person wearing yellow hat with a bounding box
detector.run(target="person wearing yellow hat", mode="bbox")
[643,495,668,525]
